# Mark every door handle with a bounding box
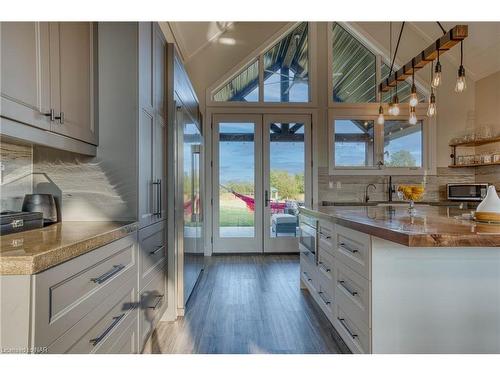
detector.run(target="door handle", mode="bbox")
[265,190,270,207]
[54,111,64,124]
[42,109,55,121]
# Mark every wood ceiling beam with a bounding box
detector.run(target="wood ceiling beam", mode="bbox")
[379,25,468,92]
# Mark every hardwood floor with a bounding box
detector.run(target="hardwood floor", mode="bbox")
[143,254,349,354]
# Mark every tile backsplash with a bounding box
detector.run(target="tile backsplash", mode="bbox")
[0,140,33,211]
[318,167,478,204]
[0,139,135,221]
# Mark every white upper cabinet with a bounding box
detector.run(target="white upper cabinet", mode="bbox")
[1,22,97,147]
[50,23,96,145]
[0,22,52,130]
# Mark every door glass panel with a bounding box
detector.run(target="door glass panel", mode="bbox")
[219,123,255,238]
[384,120,423,167]
[334,119,375,167]
[268,123,304,238]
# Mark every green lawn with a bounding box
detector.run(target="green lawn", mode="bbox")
[219,206,254,227]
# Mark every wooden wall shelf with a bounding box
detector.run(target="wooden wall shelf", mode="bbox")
[449,161,500,168]
[449,136,500,148]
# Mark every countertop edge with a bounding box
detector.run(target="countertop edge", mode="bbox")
[299,207,500,248]
[0,222,138,276]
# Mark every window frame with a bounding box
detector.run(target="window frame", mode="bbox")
[327,22,429,107]
[206,22,317,107]
[328,105,435,176]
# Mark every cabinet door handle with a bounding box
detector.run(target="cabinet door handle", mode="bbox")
[339,280,358,296]
[89,313,125,346]
[319,231,331,239]
[152,179,160,216]
[149,245,164,256]
[54,112,64,124]
[339,242,359,254]
[338,318,358,339]
[91,265,125,284]
[42,109,55,121]
[148,294,164,310]
[158,179,162,218]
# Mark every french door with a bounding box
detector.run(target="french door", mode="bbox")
[212,114,312,253]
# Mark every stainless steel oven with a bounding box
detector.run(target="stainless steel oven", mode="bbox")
[447,183,488,201]
[299,215,318,263]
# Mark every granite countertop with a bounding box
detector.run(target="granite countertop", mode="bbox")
[300,205,500,247]
[0,221,138,275]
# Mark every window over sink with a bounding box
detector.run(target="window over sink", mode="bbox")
[329,110,432,175]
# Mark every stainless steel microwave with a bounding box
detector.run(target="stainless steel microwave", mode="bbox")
[447,183,489,201]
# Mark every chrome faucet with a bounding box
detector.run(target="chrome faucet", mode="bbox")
[365,184,376,202]
[388,176,396,202]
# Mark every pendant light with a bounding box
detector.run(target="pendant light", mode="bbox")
[455,40,467,93]
[427,62,437,117]
[392,79,400,116]
[409,106,417,125]
[377,104,385,125]
[432,43,442,88]
[409,60,419,107]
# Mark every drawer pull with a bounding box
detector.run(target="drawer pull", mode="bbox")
[319,232,331,239]
[303,271,312,282]
[339,242,359,254]
[91,265,125,284]
[149,246,164,256]
[339,280,358,296]
[89,313,125,346]
[148,294,164,310]
[318,291,331,305]
[338,318,358,339]
[318,262,331,273]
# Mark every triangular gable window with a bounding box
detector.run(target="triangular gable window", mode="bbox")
[213,60,259,102]
[212,22,310,103]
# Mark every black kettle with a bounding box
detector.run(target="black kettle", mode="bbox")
[22,194,59,225]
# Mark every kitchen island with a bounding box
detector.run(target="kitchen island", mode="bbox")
[299,205,500,353]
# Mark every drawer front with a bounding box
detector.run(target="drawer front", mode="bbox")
[317,276,335,321]
[300,253,318,292]
[139,220,166,290]
[47,276,137,353]
[139,261,167,349]
[34,233,138,347]
[318,246,335,282]
[334,302,370,354]
[95,309,138,354]
[318,220,334,255]
[334,225,371,279]
[335,261,370,329]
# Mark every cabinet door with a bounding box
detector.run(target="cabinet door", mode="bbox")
[153,23,166,119]
[138,109,156,229]
[0,22,51,130]
[50,22,96,145]
[154,116,167,218]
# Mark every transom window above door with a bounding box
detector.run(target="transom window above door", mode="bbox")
[211,22,310,103]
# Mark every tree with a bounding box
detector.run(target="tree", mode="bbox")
[385,150,416,167]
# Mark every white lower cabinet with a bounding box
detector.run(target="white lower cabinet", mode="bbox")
[0,229,168,354]
[299,215,372,353]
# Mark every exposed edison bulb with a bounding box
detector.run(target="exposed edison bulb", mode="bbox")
[409,107,417,125]
[427,92,437,117]
[431,61,442,88]
[409,84,419,107]
[377,105,385,125]
[391,95,400,116]
[455,66,466,93]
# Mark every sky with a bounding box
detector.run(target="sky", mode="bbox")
[218,123,305,185]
